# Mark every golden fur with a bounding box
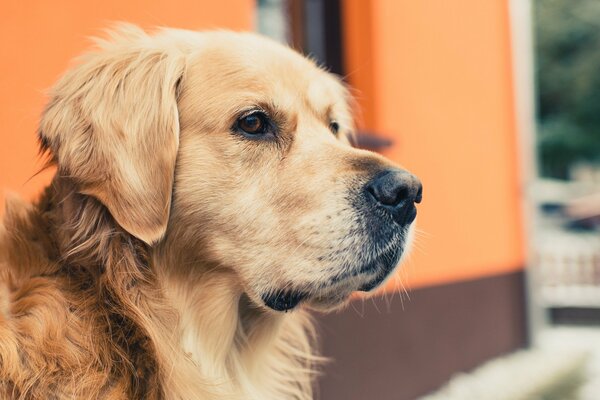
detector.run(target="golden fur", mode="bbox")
[0,25,417,399]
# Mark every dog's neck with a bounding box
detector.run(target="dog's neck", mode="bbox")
[38,177,316,399]
[151,232,320,399]
[151,247,283,380]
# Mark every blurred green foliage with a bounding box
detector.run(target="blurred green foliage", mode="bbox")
[535,0,600,178]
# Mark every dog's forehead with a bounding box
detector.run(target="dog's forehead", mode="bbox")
[184,32,346,115]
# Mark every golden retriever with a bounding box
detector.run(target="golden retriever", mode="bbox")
[0,25,422,399]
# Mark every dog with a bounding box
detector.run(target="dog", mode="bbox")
[0,25,422,399]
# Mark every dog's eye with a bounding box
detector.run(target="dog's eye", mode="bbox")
[238,112,268,135]
[329,121,340,135]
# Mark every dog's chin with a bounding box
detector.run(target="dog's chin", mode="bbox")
[304,263,401,312]
[260,271,394,313]
[260,238,408,313]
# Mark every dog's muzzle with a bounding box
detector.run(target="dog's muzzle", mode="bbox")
[262,168,422,312]
[353,168,422,290]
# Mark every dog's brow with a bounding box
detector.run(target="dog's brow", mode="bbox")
[309,102,338,127]
[301,88,330,119]
[229,100,276,120]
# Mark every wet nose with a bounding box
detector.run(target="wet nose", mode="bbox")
[365,169,422,225]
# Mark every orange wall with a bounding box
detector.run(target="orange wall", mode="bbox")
[343,0,525,289]
[0,0,253,212]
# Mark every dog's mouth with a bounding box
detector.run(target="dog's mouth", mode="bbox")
[261,233,408,312]
[261,290,308,312]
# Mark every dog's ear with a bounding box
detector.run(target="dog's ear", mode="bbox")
[39,26,185,244]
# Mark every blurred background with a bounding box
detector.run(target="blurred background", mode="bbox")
[2,0,600,398]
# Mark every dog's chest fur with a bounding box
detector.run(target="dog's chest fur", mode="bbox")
[0,183,315,399]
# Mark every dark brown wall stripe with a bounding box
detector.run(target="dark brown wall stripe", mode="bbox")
[315,270,527,400]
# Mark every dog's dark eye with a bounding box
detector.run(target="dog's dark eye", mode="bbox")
[238,112,268,135]
[329,121,340,135]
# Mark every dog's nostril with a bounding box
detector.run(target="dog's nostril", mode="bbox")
[415,183,423,204]
[365,169,421,208]
[367,182,406,207]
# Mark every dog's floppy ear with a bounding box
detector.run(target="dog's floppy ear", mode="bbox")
[39,26,185,244]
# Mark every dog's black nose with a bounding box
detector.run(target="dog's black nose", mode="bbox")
[365,169,422,225]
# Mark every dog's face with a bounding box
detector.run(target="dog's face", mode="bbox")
[39,27,421,312]
[171,33,421,311]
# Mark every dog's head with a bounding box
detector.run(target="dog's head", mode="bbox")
[39,26,422,312]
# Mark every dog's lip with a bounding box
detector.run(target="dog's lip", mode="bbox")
[261,290,307,312]
[325,241,404,291]
[357,268,392,292]
[356,254,400,291]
